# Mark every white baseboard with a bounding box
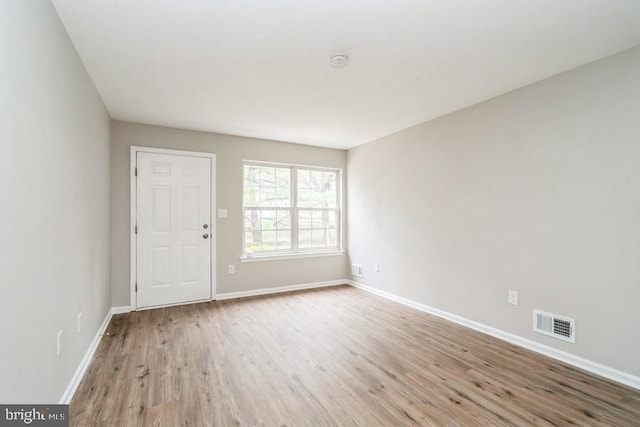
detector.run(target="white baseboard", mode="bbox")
[348,280,640,391]
[59,307,115,404]
[111,306,132,314]
[216,280,346,300]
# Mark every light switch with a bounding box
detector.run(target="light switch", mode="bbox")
[218,209,227,218]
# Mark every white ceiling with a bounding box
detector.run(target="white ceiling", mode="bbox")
[52,0,640,149]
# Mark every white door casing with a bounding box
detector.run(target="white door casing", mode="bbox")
[131,147,216,309]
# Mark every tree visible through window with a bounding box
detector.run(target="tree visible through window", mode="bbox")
[243,163,340,256]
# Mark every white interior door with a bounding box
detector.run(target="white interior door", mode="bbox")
[135,151,213,309]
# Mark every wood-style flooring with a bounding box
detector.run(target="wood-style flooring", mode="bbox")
[70,285,640,426]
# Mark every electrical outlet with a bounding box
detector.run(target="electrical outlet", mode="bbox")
[351,264,363,278]
[508,290,519,306]
[57,330,63,356]
[228,264,235,274]
[218,209,228,218]
[374,262,380,272]
[77,312,82,333]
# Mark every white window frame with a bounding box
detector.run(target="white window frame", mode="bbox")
[241,161,343,261]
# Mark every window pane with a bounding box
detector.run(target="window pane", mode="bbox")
[298,209,311,229]
[244,209,263,253]
[297,168,337,208]
[244,208,291,253]
[298,229,312,249]
[262,230,276,251]
[276,230,291,249]
[327,229,337,247]
[276,168,291,203]
[312,229,327,248]
[276,210,291,228]
[244,165,290,207]
[244,211,259,233]
[297,209,338,250]
[260,210,276,231]
[297,169,312,208]
[327,211,337,229]
[312,210,324,228]
[244,232,258,252]
[243,165,260,207]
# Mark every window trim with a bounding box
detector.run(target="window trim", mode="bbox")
[242,160,342,258]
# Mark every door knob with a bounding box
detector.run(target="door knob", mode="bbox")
[203,233,209,239]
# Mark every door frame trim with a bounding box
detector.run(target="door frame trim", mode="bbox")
[130,146,217,310]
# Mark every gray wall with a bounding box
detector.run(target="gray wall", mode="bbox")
[0,2,111,402]
[348,46,640,376]
[111,121,348,307]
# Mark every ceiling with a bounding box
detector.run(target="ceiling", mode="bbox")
[52,0,640,149]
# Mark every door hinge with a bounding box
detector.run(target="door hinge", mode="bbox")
[134,167,137,176]
[135,224,137,234]
[135,283,138,292]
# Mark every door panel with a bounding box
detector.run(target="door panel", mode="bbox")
[182,186,199,230]
[181,245,198,282]
[136,151,212,308]
[152,186,171,231]
[151,247,170,287]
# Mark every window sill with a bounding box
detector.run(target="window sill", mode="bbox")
[240,251,345,263]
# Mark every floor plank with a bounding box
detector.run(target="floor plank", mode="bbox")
[70,285,640,426]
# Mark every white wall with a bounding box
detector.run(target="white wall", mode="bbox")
[348,46,640,376]
[111,121,348,307]
[0,2,111,402]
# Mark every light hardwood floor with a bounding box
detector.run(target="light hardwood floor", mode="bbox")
[71,285,640,426]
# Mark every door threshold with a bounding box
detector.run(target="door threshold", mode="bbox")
[135,297,214,311]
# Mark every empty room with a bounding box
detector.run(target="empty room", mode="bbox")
[2,0,640,425]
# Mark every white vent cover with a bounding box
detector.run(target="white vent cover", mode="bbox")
[351,264,363,278]
[533,309,575,343]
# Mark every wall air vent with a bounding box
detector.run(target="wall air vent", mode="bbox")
[351,264,363,278]
[533,309,575,343]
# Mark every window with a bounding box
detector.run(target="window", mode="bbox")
[243,162,341,257]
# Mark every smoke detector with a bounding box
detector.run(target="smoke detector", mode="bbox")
[329,54,349,69]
